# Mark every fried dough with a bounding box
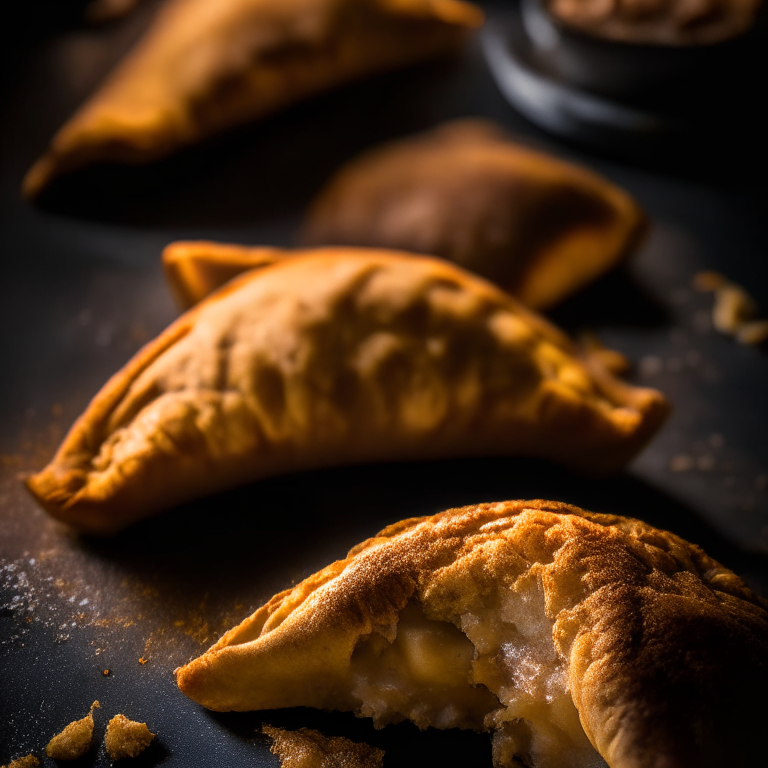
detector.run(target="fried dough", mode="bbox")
[176,500,768,768]
[27,249,667,534]
[301,120,646,309]
[23,0,483,197]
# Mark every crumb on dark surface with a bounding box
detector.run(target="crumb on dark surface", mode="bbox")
[105,714,155,760]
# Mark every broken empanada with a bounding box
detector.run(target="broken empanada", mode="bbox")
[22,0,483,198]
[27,249,668,534]
[176,499,768,768]
[302,120,646,310]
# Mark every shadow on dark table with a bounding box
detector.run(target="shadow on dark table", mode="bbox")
[78,457,768,601]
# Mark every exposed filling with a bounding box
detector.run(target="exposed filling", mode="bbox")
[349,580,607,768]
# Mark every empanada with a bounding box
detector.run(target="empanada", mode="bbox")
[22,0,483,198]
[301,120,646,310]
[27,249,668,534]
[176,500,768,767]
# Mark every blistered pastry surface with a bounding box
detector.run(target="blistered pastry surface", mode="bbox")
[177,500,768,767]
[27,250,667,532]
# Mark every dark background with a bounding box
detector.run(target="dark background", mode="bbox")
[1,1,767,765]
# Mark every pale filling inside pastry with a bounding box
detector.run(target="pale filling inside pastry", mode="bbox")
[349,585,606,768]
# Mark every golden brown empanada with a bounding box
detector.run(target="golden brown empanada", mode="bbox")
[301,120,646,310]
[27,249,668,534]
[22,0,484,198]
[176,499,768,767]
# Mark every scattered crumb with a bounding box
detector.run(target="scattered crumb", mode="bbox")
[639,355,663,378]
[669,454,694,473]
[138,657,148,665]
[709,433,724,449]
[696,455,716,472]
[262,725,384,768]
[103,669,111,676]
[736,320,768,346]
[692,309,712,334]
[1,756,39,768]
[694,271,767,345]
[712,284,756,334]
[693,271,726,292]
[105,715,155,760]
[46,701,100,760]
[685,350,702,367]
[666,357,683,373]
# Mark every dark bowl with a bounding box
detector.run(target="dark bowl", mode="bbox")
[520,0,766,100]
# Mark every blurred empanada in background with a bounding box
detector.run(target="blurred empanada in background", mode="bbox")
[176,499,768,767]
[26,249,668,534]
[302,120,646,310]
[22,0,484,198]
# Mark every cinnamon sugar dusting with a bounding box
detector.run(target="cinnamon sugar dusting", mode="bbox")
[262,726,384,768]
[1,421,252,668]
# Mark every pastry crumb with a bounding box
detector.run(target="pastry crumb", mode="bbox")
[736,319,768,346]
[669,454,694,472]
[262,725,384,768]
[693,271,726,292]
[694,271,767,345]
[1,757,39,768]
[46,701,100,760]
[712,284,756,334]
[105,714,155,760]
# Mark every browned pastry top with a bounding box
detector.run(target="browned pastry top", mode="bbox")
[302,120,646,310]
[23,0,483,197]
[176,500,768,768]
[546,0,763,45]
[26,249,668,534]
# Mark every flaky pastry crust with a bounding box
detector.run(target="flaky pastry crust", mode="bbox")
[27,249,667,534]
[23,0,483,197]
[301,120,646,310]
[176,500,768,767]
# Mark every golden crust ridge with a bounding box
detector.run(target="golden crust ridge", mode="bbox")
[176,500,768,767]
[27,249,668,533]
